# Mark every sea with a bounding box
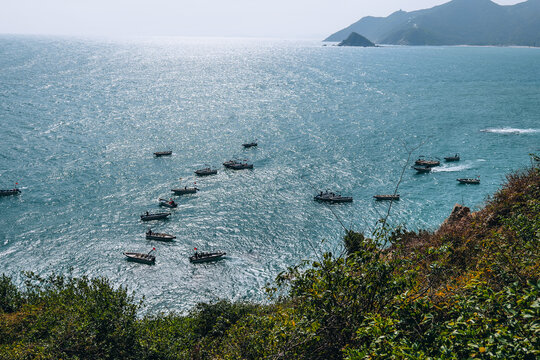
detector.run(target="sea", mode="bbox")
[1,35,539,313]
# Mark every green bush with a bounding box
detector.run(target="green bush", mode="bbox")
[0,274,21,313]
[0,273,140,360]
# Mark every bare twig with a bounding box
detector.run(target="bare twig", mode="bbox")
[380,141,425,229]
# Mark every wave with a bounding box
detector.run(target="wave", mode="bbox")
[480,127,540,134]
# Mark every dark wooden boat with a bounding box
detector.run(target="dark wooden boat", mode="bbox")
[0,189,21,196]
[223,160,239,168]
[154,151,172,157]
[146,230,176,241]
[415,157,440,167]
[189,251,226,263]
[171,187,198,195]
[195,167,218,176]
[242,141,258,148]
[229,162,253,170]
[124,249,156,264]
[444,154,460,162]
[223,159,253,170]
[413,165,432,173]
[314,190,353,203]
[159,198,178,208]
[329,196,353,203]
[457,177,480,184]
[374,194,400,201]
[140,212,171,221]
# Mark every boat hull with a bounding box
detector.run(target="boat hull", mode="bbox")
[189,252,226,263]
[413,166,432,173]
[171,188,198,195]
[230,164,253,170]
[146,234,176,241]
[414,160,440,167]
[314,196,353,203]
[124,252,155,264]
[328,197,353,203]
[0,189,21,196]
[154,151,172,157]
[374,195,400,201]
[195,169,217,176]
[140,213,171,221]
[457,179,480,184]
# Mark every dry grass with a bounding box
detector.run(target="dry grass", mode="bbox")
[391,167,540,301]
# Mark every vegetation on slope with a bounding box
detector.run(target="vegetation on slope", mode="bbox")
[1,166,538,359]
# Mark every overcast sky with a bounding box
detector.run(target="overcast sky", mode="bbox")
[0,0,525,39]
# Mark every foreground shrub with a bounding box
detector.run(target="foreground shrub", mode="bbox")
[0,273,140,360]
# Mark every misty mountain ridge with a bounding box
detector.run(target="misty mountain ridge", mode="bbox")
[325,0,540,46]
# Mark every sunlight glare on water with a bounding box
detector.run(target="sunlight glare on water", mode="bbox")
[1,36,539,312]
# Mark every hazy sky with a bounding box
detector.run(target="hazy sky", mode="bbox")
[0,0,525,39]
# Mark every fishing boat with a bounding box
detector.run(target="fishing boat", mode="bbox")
[329,196,353,203]
[373,194,400,201]
[194,167,218,176]
[140,212,171,221]
[415,157,440,167]
[457,176,480,184]
[242,141,258,148]
[314,190,353,203]
[413,165,432,173]
[229,162,253,170]
[444,153,460,162]
[0,188,21,196]
[171,186,198,195]
[146,229,176,241]
[189,249,227,263]
[124,248,156,265]
[159,198,177,208]
[223,160,239,168]
[154,151,172,157]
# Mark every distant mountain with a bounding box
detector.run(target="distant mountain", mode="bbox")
[337,32,376,47]
[325,0,540,46]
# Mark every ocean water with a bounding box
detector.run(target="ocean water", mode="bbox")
[1,36,539,313]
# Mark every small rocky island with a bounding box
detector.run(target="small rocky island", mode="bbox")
[337,32,376,47]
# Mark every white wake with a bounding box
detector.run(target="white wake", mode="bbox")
[480,127,539,134]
